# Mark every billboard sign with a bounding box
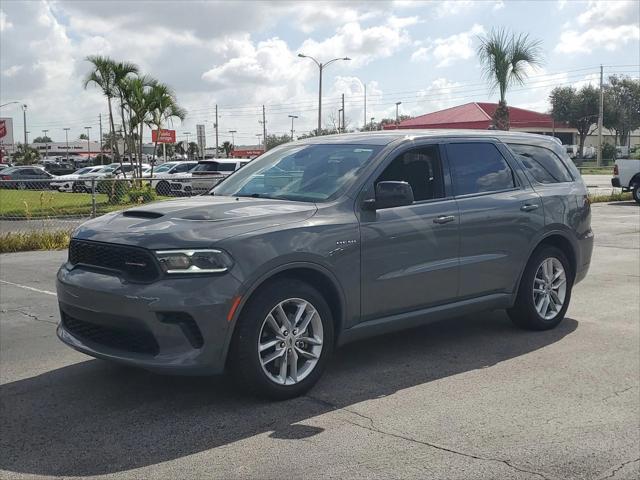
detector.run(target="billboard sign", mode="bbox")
[231,149,264,158]
[196,124,206,157]
[0,117,14,146]
[151,129,176,144]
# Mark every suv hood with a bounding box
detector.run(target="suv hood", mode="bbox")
[73,195,318,249]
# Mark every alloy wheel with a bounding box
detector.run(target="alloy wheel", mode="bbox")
[258,298,323,385]
[532,257,567,320]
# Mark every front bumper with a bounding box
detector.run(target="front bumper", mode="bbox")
[56,263,241,375]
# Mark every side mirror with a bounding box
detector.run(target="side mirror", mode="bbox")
[366,181,414,210]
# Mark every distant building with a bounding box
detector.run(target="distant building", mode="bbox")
[32,140,103,159]
[383,102,639,149]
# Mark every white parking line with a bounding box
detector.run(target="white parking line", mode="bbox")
[0,280,56,296]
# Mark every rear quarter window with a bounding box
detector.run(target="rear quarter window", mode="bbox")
[508,143,573,184]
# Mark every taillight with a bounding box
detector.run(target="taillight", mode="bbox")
[0,175,9,180]
[613,164,619,175]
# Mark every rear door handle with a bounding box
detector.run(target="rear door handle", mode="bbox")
[521,204,539,212]
[433,215,456,224]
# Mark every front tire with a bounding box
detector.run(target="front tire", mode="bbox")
[229,278,334,400]
[508,246,573,331]
[632,185,640,205]
[155,181,170,196]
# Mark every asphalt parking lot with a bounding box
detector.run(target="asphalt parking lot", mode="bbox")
[0,201,638,480]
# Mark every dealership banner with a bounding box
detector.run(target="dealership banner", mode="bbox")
[151,129,176,144]
[0,117,14,146]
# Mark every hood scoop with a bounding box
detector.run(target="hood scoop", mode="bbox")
[122,210,164,219]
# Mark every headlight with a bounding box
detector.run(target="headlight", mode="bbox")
[154,249,233,274]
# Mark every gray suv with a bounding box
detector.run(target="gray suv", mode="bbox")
[56,130,593,399]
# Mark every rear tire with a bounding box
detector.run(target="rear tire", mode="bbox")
[155,181,170,196]
[229,278,334,400]
[508,246,573,331]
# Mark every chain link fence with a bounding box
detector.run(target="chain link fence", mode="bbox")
[0,176,225,237]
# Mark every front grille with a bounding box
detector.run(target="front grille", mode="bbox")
[62,312,159,356]
[69,240,160,282]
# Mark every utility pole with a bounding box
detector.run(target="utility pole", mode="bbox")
[597,64,604,167]
[288,115,298,141]
[262,105,267,151]
[371,117,375,131]
[99,114,103,161]
[363,84,367,129]
[22,104,27,147]
[42,130,49,159]
[215,104,219,158]
[341,94,345,133]
[338,108,342,133]
[63,127,70,161]
[395,101,402,125]
[85,126,92,164]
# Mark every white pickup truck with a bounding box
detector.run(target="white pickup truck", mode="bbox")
[612,158,640,204]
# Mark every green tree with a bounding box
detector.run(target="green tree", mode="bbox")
[604,75,640,147]
[122,74,157,177]
[112,60,140,163]
[146,82,187,175]
[550,85,599,158]
[11,143,40,164]
[79,133,88,140]
[84,55,121,161]
[266,134,291,150]
[221,141,234,158]
[477,29,543,130]
[32,136,52,143]
[187,141,199,160]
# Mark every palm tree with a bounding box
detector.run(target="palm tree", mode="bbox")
[222,141,234,158]
[122,75,157,177]
[84,56,120,160]
[112,60,139,165]
[146,83,187,175]
[477,29,542,130]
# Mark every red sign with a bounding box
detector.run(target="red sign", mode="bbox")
[0,120,6,139]
[152,129,176,143]
[231,149,264,158]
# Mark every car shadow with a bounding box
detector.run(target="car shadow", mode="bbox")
[602,201,638,207]
[0,311,578,477]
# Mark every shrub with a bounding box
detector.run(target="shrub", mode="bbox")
[0,230,70,253]
[127,185,157,204]
[602,143,616,161]
[97,178,130,204]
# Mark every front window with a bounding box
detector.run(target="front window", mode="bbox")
[213,143,382,202]
[154,164,174,173]
[192,162,236,173]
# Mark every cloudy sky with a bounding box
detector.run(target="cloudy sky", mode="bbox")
[1,0,638,146]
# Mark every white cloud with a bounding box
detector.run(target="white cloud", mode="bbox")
[411,24,485,68]
[0,9,12,31]
[298,18,413,67]
[577,0,638,27]
[493,1,505,11]
[435,0,475,18]
[2,65,22,77]
[555,25,640,53]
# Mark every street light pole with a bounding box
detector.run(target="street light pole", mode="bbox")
[183,132,191,159]
[370,117,375,131]
[22,104,28,147]
[228,130,237,146]
[42,130,49,159]
[288,115,298,140]
[63,128,70,161]
[395,102,402,125]
[297,53,351,135]
[85,126,92,164]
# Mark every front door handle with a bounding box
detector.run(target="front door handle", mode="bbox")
[433,215,456,224]
[521,204,540,212]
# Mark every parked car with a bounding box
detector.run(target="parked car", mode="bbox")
[50,166,104,192]
[56,130,593,399]
[0,166,53,189]
[148,161,197,195]
[190,159,250,193]
[612,158,640,203]
[74,163,150,192]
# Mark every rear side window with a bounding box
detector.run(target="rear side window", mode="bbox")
[507,144,573,184]
[193,162,236,172]
[447,143,516,196]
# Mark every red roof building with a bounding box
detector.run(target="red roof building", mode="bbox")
[384,102,576,144]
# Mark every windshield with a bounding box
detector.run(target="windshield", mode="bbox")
[213,143,382,202]
[99,166,116,173]
[193,162,236,173]
[154,163,174,173]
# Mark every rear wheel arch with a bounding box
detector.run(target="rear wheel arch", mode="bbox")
[629,173,640,188]
[529,233,577,282]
